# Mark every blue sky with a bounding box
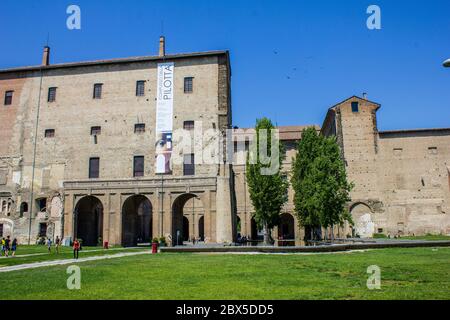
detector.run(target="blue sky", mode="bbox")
[1,0,449,129]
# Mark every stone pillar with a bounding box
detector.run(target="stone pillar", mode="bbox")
[293,215,304,246]
[215,176,233,243]
[203,190,213,242]
[113,194,122,246]
[63,193,74,241]
[149,193,159,238]
[162,192,172,239]
[102,193,111,245]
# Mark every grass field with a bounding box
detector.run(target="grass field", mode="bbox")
[0,247,449,300]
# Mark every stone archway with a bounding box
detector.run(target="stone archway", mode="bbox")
[74,196,103,246]
[278,213,295,246]
[198,216,204,241]
[350,203,374,238]
[0,218,14,238]
[172,193,204,246]
[122,195,152,247]
[236,215,241,236]
[182,216,190,242]
[250,217,261,241]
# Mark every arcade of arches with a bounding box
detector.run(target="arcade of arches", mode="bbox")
[69,191,307,246]
[74,196,103,246]
[237,212,303,246]
[122,195,152,247]
[67,190,213,247]
[172,194,205,245]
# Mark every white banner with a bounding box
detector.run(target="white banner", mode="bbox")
[156,62,174,132]
[155,62,174,174]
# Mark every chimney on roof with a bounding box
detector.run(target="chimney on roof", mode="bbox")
[362,92,368,100]
[42,46,50,66]
[159,36,165,57]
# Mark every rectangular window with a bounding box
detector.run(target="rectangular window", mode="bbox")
[183,121,195,130]
[4,91,13,105]
[48,87,57,102]
[91,126,101,135]
[0,224,3,237]
[183,154,195,176]
[44,129,55,138]
[133,156,144,177]
[448,168,450,193]
[351,101,359,113]
[136,80,145,96]
[37,198,47,212]
[89,157,100,178]
[428,147,438,155]
[134,123,146,133]
[38,223,47,237]
[184,77,194,93]
[93,83,103,99]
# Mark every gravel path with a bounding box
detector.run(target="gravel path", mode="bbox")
[0,246,143,259]
[0,250,151,273]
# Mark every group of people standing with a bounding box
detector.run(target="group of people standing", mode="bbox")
[45,236,62,254]
[0,236,18,257]
[1,235,81,260]
[45,236,81,259]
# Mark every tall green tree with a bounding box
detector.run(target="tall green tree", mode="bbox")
[246,118,288,245]
[291,127,353,241]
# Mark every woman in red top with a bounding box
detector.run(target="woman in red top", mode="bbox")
[73,239,80,259]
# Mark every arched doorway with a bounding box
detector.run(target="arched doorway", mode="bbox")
[198,216,204,241]
[172,193,204,246]
[351,203,374,238]
[236,215,241,236]
[122,195,152,247]
[182,216,189,242]
[74,196,103,246]
[250,217,263,241]
[278,213,295,246]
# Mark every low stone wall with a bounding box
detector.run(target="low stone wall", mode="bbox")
[160,240,450,253]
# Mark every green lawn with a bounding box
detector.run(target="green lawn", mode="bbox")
[0,247,449,300]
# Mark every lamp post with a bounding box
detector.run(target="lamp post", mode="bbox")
[443,59,450,67]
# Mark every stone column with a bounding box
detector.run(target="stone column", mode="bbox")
[215,176,233,243]
[63,193,74,241]
[112,194,121,246]
[293,215,304,246]
[203,190,213,242]
[102,193,111,245]
[162,192,172,239]
[149,193,159,238]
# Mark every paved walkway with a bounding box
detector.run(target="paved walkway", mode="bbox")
[161,240,450,253]
[0,250,151,273]
[0,246,142,259]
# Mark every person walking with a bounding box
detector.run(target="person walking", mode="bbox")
[11,238,17,257]
[55,236,60,254]
[47,238,52,253]
[4,236,11,257]
[73,238,80,259]
[0,237,4,256]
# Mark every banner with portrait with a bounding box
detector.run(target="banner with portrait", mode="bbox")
[155,62,174,174]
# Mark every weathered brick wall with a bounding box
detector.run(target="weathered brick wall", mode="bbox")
[376,130,450,235]
[333,97,450,237]
[0,52,233,244]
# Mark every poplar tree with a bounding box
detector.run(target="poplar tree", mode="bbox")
[246,118,288,245]
[291,127,353,241]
